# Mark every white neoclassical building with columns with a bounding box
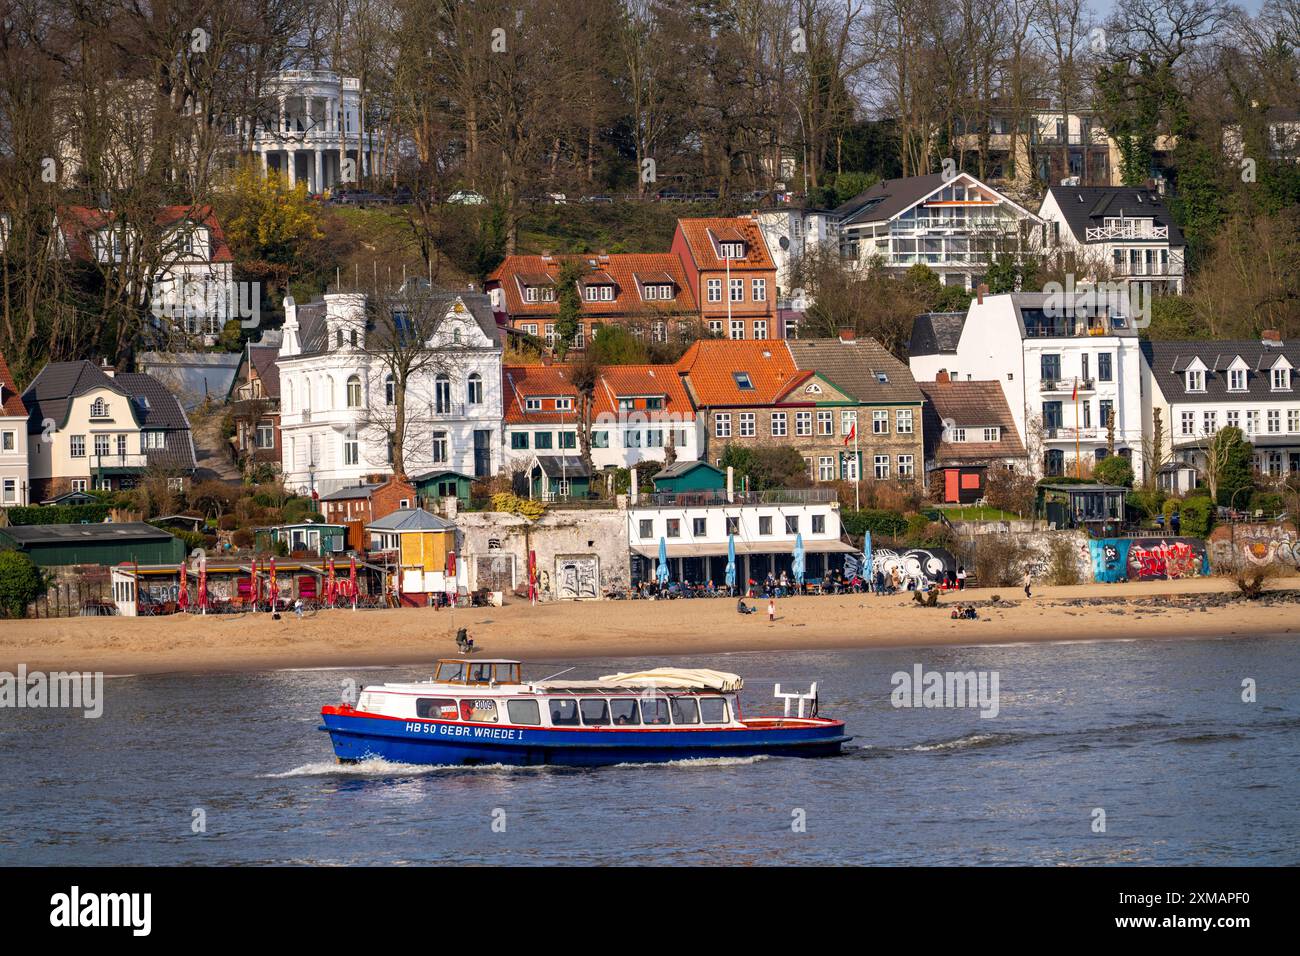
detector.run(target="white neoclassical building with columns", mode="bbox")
[276,290,504,497]
[240,70,383,192]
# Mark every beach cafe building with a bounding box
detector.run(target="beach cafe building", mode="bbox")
[625,468,854,589]
[110,556,386,615]
[364,507,464,606]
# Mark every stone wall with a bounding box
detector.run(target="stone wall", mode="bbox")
[452,506,630,601]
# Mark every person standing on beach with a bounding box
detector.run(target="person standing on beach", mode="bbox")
[1023,569,1032,599]
[767,597,776,622]
[957,566,967,590]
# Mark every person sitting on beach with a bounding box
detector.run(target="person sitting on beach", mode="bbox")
[736,598,756,615]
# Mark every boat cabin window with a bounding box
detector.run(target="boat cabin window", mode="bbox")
[549,699,581,726]
[699,698,729,724]
[580,699,610,726]
[435,661,466,683]
[670,697,700,725]
[610,699,641,726]
[460,698,498,723]
[507,699,541,725]
[466,663,496,684]
[640,697,670,725]
[415,698,459,720]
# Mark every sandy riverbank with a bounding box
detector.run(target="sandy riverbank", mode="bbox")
[2,576,1299,676]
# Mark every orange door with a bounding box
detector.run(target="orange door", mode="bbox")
[944,469,959,503]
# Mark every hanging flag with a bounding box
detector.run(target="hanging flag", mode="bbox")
[842,422,856,446]
[1072,377,1078,401]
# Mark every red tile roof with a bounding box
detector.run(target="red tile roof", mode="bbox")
[675,339,801,406]
[0,353,27,416]
[674,216,775,272]
[58,205,234,263]
[488,253,697,317]
[504,363,697,424]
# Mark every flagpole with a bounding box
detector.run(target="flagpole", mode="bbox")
[853,416,860,511]
[1074,377,1081,478]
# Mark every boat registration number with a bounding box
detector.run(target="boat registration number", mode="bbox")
[404,721,522,741]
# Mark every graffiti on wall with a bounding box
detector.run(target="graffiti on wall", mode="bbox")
[1089,537,1210,582]
[1208,524,1300,570]
[858,548,957,586]
[555,555,599,600]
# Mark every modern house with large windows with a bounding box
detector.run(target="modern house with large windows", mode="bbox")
[833,172,1044,289]
[276,290,503,497]
[1142,334,1300,492]
[1037,185,1186,295]
[909,292,1145,480]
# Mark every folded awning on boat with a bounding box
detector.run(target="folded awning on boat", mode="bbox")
[597,668,744,692]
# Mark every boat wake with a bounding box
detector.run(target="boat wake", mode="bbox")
[904,732,1016,753]
[263,757,515,778]
[609,755,771,770]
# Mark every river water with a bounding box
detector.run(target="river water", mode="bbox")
[2,634,1297,865]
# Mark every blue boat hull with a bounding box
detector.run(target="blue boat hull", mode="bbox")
[319,710,850,767]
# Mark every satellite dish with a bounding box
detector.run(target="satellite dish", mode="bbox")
[778,236,790,250]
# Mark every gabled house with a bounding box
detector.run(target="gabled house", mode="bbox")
[319,475,418,550]
[277,289,503,496]
[503,362,702,472]
[676,334,924,487]
[1037,185,1185,294]
[21,360,197,500]
[918,378,1028,503]
[58,205,238,343]
[834,172,1044,289]
[1141,333,1300,491]
[909,292,1145,481]
[230,342,282,471]
[671,216,779,340]
[0,354,30,506]
[486,252,698,350]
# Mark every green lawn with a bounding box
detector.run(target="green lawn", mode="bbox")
[931,504,1026,522]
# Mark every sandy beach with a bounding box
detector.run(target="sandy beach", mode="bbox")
[2,576,1298,676]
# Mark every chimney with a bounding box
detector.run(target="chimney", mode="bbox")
[976,283,989,305]
[629,466,638,505]
[936,369,950,383]
[726,466,735,503]
[838,328,856,344]
[1262,329,1282,345]
[100,358,114,378]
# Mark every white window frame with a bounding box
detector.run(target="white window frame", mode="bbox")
[771,412,787,437]
[706,279,722,302]
[715,414,732,438]
[739,412,756,437]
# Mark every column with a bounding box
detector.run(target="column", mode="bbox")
[315,150,324,194]
[287,149,297,187]
[260,151,269,176]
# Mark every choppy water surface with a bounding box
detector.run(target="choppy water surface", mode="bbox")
[1,635,1297,865]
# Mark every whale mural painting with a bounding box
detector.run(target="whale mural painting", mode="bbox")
[1089,537,1210,582]
[867,547,957,586]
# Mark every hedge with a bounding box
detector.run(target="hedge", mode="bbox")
[841,509,909,540]
[4,504,112,525]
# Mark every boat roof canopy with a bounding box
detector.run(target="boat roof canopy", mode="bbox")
[595,668,744,692]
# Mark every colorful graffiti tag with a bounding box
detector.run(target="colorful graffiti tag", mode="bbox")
[1208,524,1300,570]
[1089,537,1210,582]
[863,548,957,586]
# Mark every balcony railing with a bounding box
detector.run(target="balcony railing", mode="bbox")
[1085,224,1169,241]
[640,487,838,508]
[1040,378,1095,393]
[1044,427,1103,442]
[90,453,148,469]
[1026,319,1120,338]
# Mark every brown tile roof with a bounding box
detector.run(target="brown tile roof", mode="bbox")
[0,353,27,416]
[675,216,775,272]
[487,253,697,317]
[675,339,801,406]
[786,338,924,405]
[918,380,1026,463]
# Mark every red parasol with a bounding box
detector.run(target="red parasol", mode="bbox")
[445,550,457,606]
[268,557,277,612]
[326,556,337,608]
[177,559,189,611]
[197,553,208,614]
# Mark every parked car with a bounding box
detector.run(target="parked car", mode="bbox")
[447,189,488,205]
[581,194,614,204]
[330,189,386,207]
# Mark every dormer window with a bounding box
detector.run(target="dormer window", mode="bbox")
[1228,368,1246,391]
[642,284,674,301]
[555,397,573,411]
[719,241,745,259]
[1272,367,1291,391]
[90,398,109,417]
[525,398,541,411]
[1186,368,1205,392]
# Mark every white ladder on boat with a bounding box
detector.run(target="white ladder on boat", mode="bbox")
[773,682,819,718]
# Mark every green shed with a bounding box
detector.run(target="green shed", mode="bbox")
[0,521,185,567]
[410,469,476,505]
[529,455,592,502]
[651,461,726,493]
[254,522,348,557]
